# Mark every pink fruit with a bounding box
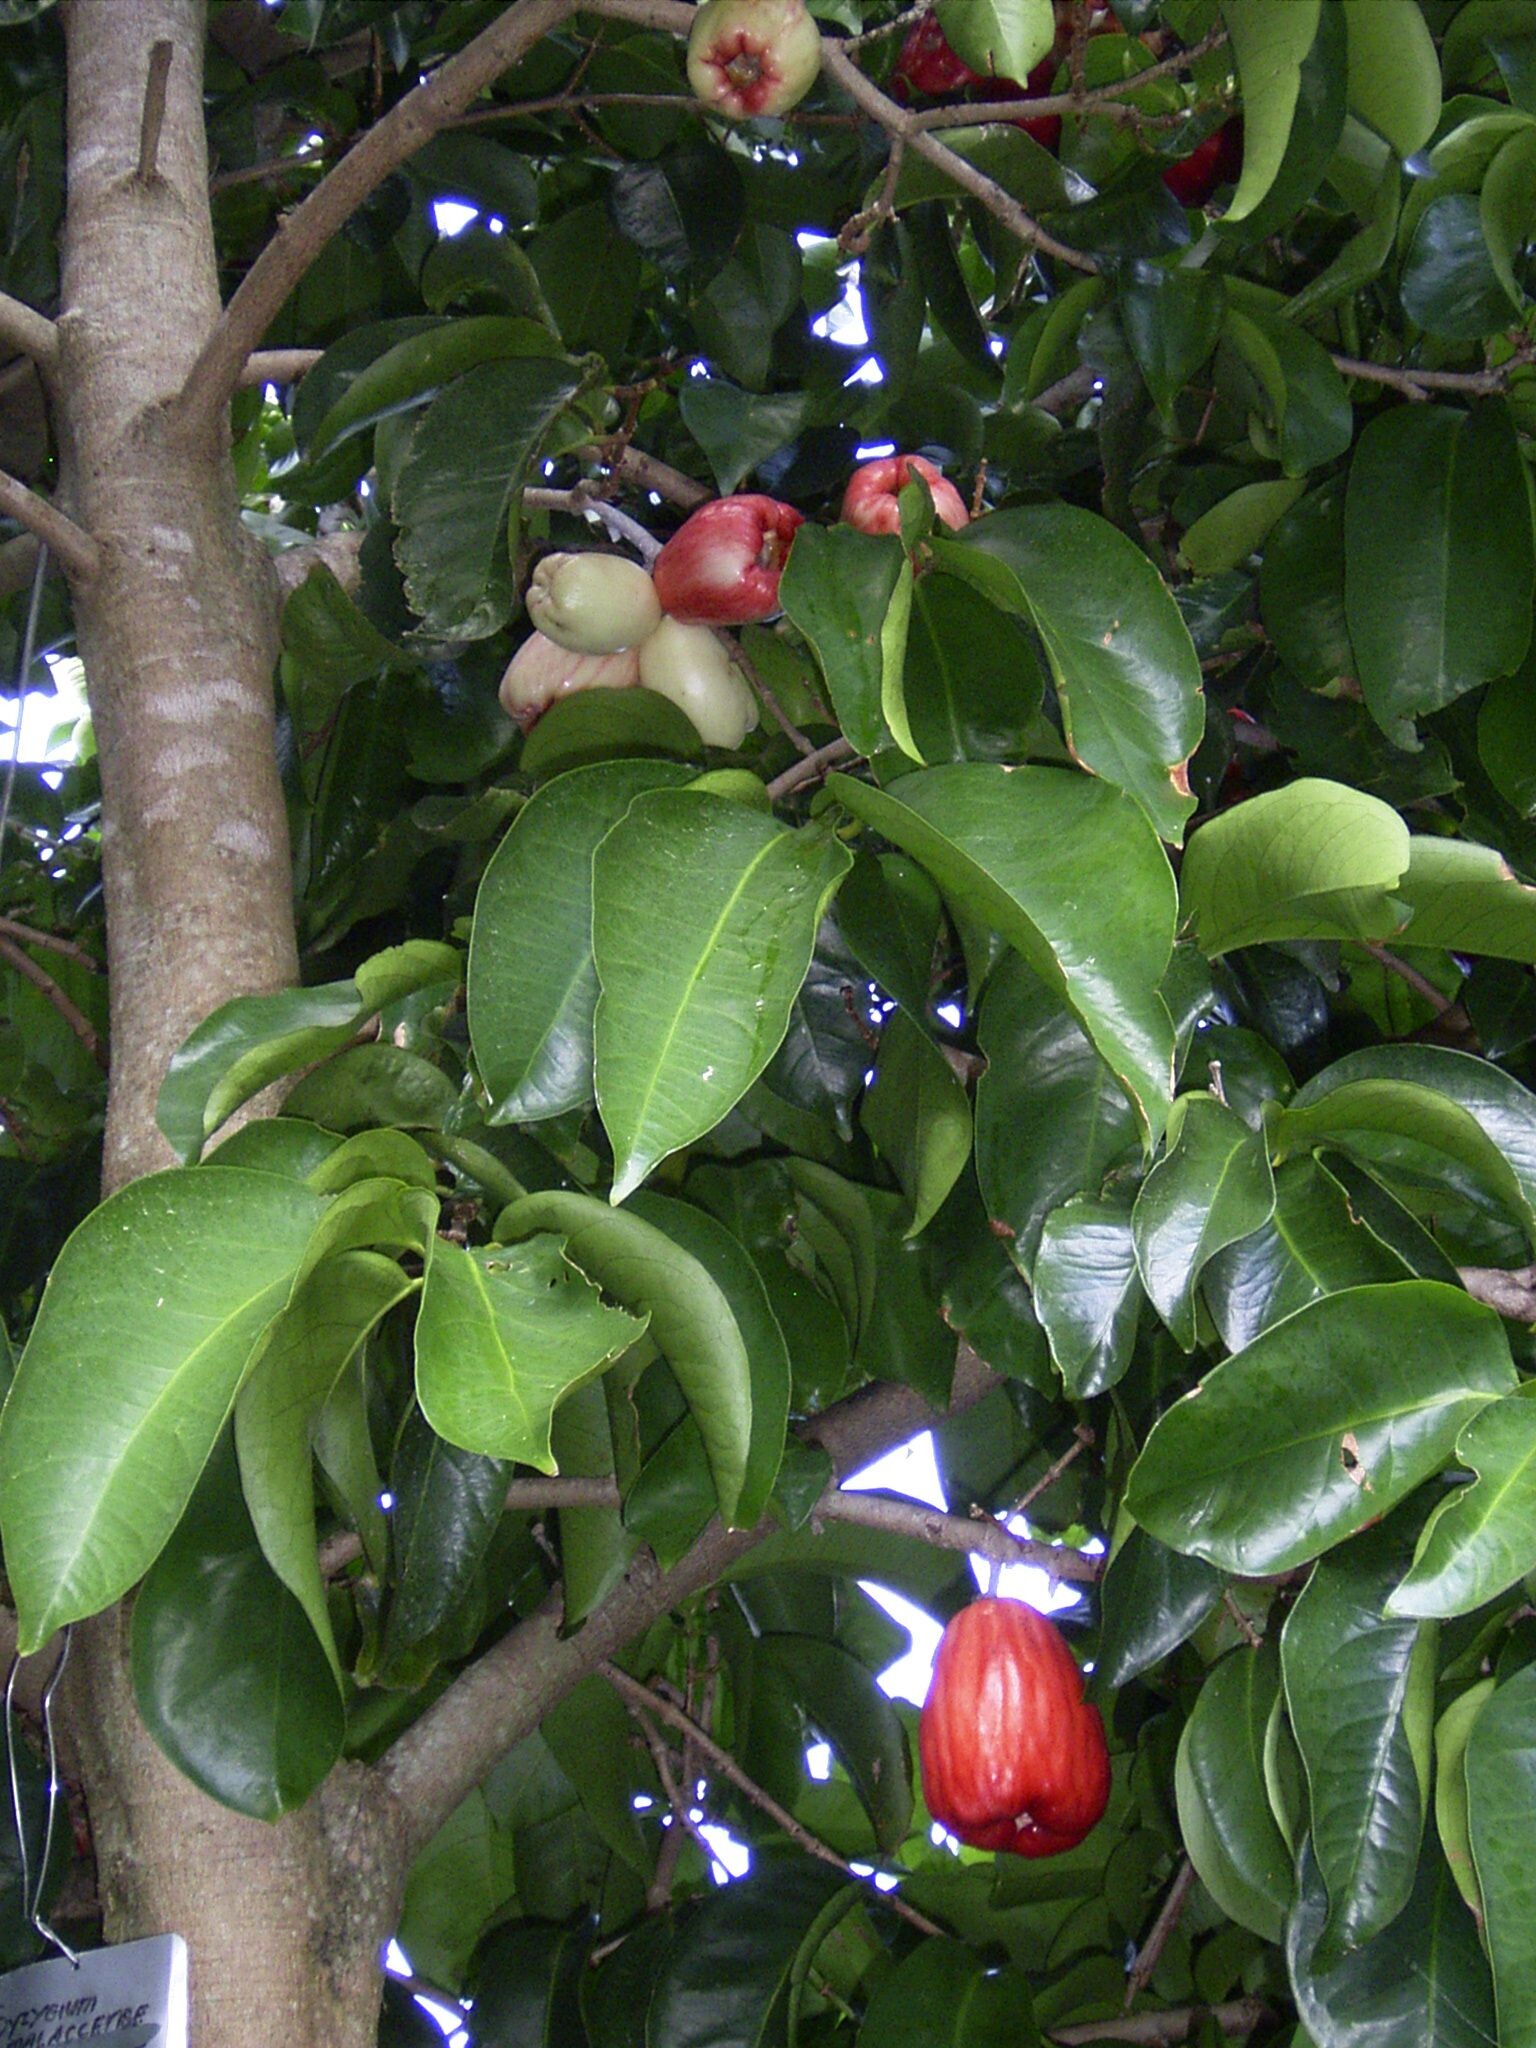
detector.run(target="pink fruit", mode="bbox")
[840,453,970,536]
[497,632,640,733]
[651,494,805,625]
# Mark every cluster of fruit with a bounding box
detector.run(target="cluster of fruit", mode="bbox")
[501,453,969,743]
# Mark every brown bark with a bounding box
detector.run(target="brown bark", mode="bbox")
[52,7,397,2042]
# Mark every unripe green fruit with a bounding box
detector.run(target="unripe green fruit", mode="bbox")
[637,618,760,748]
[498,632,640,731]
[526,551,662,655]
[687,0,823,119]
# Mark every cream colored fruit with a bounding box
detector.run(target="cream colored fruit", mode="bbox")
[637,618,760,747]
[525,551,662,654]
[686,0,823,118]
[498,632,641,731]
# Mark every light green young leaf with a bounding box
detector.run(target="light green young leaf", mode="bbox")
[1340,0,1442,158]
[861,1010,972,1237]
[592,791,852,1202]
[1465,1662,1536,2048]
[936,0,1055,82]
[1132,1093,1276,1348]
[1220,0,1324,223]
[779,524,917,760]
[1389,1389,1536,1618]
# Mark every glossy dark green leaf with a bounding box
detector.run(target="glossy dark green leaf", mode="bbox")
[130,1440,343,1820]
[1132,1093,1275,1348]
[1390,1389,1536,1619]
[529,201,641,359]
[469,1918,590,2048]
[541,1675,654,1878]
[1344,403,1534,738]
[1175,1646,1293,1941]
[0,1168,323,1651]
[1401,194,1515,341]
[1034,1197,1142,1396]
[1120,267,1224,419]
[829,766,1176,1144]
[937,505,1204,843]
[760,1632,912,1852]
[902,569,1045,766]
[501,1189,753,1526]
[835,851,942,1018]
[608,144,744,279]
[974,955,1140,1274]
[550,1378,637,1627]
[378,1407,508,1671]
[468,759,693,1125]
[592,792,853,1201]
[1258,481,1352,690]
[680,380,812,498]
[862,1009,972,1238]
[392,355,584,641]
[1126,1283,1517,1575]
[1096,1526,1224,1687]
[283,1044,458,1133]
[1202,1157,1411,1354]
[304,317,560,462]
[1287,1837,1495,2048]
[1465,1659,1536,2046]
[1223,308,1353,477]
[1282,1515,1436,1960]
[644,1862,848,2048]
[857,1934,1044,2046]
[779,524,915,760]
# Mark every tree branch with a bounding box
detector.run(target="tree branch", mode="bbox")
[177,0,580,428]
[0,474,99,584]
[1330,353,1522,401]
[0,294,58,377]
[1049,2001,1272,2046]
[575,441,711,511]
[238,348,323,388]
[601,1661,944,1936]
[1458,1264,1536,1322]
[524,484,662,561]
[1123,1857,1196,2009]
[765,737,858,802]
[376,1349,1000,1854]
[0,935,107,1070]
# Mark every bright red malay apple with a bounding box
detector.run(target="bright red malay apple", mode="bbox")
[920,1597,1111,1858]
[1163,118,1244,207]
[651,494,805,625]
[841,453,970,536]
[686,0,823,119]
[892,14,1064,150]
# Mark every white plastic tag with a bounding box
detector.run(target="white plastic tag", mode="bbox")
[0,1933,188,2048]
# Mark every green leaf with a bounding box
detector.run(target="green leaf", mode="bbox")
[281,561,415,691]
[1398,836,1536,964]
[1222,309,1353,476]
[828,766,1177,1145]
[644,1862,848,2048]
[935,0,1055,82]
[779,525,916,761]
[130,1437,343,1820]
[629,1192,791,1528]
[902,571,1046,766]
[1175,1646,1293,1941]
[529,202,641,359]
[1179,778,1409,955]
[378,1406,508,1674]
[608,145,744,280]
[1344,403,1535,738]
[542,1677,655,1878]
[1435,1679,1494,1919]
[304,317,562,462]
[974,958,1140,1287]
[678,381,812,498]
[1389,1389,1536,1619]
[158,941,458,1162]
[467,760,693,1124]
[1401,193,1516,341]
[500,1189,754,1526]
[1132,1093,1275,1348]
[234,1249,414,1684]
[1282,1515,1435,1960]
[1220,0,1324,224]
[1202,1156,1413,1353]
[1340,0,1442,158]
[1120,267,1225,420]
[862,1010,972,1237]
[392,355,584,641]
[857,1935,1044,2046]
[1258,479,1355,692]
[1287,1837,1496,2048]
[1481,125,1536,308]
[0,1168,323,1651]
[550,1381,637,1627]
[936,506,1204,843]
[760,1632,913,1852]
[1096,1526,1224,1687]
[282,1043,458,1133]
[1034,1197,1142,1396]
[1465,1662,1536,2047]
[471,1919,591,2048]
[592,792,852,1201]
[414,1234,645,1469]
[1125,1282,1517,1575]
[1180,477,1306,577]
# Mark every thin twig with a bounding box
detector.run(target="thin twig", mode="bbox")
[0,294,58,378]
[1330,353,1520,400]
[841,2,930,50]
[0,474,99,584]
[600,1662,944,1936]
[1361,942,1455,1016]
[725,638,816,755]
[1221,1590,1264,1651]
[1007,1423,1095,1520]
[765,737,858,803]
[911,23,1231,131]
[178,0,581,427]
[523,485,661,561]
[136,40,174,183]
[1124,1858,1197,2010]
[239,348,323,388]
[1050,2000,1271,2046]
[825,1489,1103,1581]
[576,441,711,511]
[0,919,99,969]
[839,136,906,256]
[0,935,107,1070]
[1458,1264,1536,1322]
[629,1705,720,1891]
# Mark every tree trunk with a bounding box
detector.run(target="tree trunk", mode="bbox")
[52,5,401,2039]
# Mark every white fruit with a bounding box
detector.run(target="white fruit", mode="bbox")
[637,618,760,748]
[525,551,662,654]
[498,632,641,731]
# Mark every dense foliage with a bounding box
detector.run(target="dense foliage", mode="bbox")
[4,0,1536,2041]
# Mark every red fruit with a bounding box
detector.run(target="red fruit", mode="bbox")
[919,1597,1111,1859]
[841,453,970,536]
[893,12,981,98]
[651,494,805,625]
[1162,118,1244,207]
